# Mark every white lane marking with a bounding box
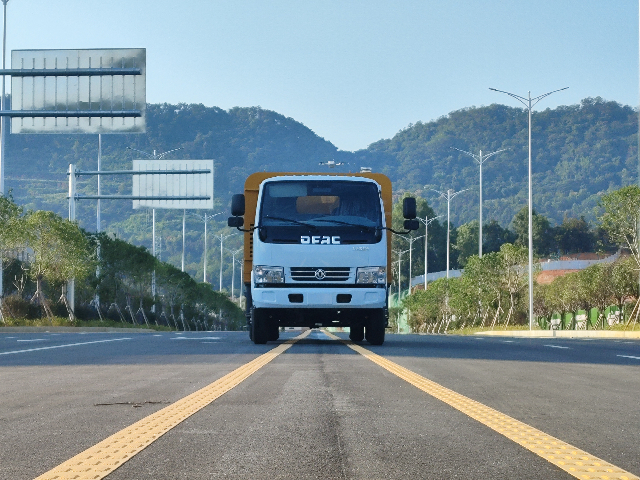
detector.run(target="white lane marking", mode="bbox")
[17,339,47,342]
[4,336,16,339]
[202,342,219,344]
[0,338,131,355]
[617,355,640,360]
[153,335,162,337]
[171,337,220,340]
[544,344,570,349]
[501,340,515,343]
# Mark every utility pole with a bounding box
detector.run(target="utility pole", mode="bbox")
[451,147,506,257]
[432,188,469,279]
[188,211,223,283]
[419,214,443,289]
[0,0,9,298]
[490,86,568,330]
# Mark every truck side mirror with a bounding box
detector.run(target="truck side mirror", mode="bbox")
[403,197,416,219]
[228,216,244,228]
[404,219,419,231]
[231,194,245,217]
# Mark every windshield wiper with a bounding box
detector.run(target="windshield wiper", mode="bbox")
[313,218,377,230]
[262,215,318,229]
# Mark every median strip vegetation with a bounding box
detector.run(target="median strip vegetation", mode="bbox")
[0,195,244,330]
[399,186,640,334]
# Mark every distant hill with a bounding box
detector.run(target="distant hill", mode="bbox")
[363,97,638,227]
[2,97,637,282]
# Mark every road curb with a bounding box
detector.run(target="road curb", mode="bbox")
[0,326,157,333]
[475,330,640,339]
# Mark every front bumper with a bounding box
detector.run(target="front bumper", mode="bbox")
[252,285,387,309]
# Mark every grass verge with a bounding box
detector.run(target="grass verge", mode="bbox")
[0,317,170,330]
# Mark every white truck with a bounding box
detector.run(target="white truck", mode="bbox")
[228,172,418,345]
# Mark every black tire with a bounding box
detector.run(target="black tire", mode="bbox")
[349,325,364,342]
[267,319,280,341]
[365,310,385,345]
[251,308,268,344]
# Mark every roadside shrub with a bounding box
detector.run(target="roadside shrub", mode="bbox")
[3,294,40,319]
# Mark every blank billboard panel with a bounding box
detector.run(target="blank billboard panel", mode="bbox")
[11,48,145,134]
[132,160,214,210]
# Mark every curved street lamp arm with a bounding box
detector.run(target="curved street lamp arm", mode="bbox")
[418,214,444,226]
[126,146,153,158]
[431,188,447,199]
[489,88,528,107]
[448,188,471,200]
[451,147,508,165]
[481,148,508,161]
[530,87,569,108]
[157,147,183,159]
[451,146,479,162]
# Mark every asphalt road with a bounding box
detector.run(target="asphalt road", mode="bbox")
[1,330,639,479]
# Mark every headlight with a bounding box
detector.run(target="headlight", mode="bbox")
[254,265,284,284]
[356,266,386,284]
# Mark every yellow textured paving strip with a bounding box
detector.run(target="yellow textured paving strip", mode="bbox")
[34,330,310,480]
[323,331,639,480]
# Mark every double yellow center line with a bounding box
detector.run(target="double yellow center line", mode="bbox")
[324,331,638,480]
[34,331,310,480]
[35,330,638,480]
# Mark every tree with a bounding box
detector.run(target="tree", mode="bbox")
[391,193,447,285]
[482,220,517,255]
[463,252,504,327]
[404,277,449,333]
[23,211,94,320]
[0,195,24,259]
[554,216,594,254]
[608,256,637,323]
[453,220,478,267]
[598,185,640,267]
[0,195,25,297]
[498,243,530,327]
[511,207,555,256]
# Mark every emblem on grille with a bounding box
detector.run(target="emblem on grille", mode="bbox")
[314,269,326,280]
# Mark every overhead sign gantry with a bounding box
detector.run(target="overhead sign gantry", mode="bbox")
[3,48,145,133]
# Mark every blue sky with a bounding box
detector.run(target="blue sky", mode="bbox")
[4,1,638,151]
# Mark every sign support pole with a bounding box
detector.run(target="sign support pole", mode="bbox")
[67,164,76,313]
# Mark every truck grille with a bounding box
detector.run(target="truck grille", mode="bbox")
[289,267,351,282]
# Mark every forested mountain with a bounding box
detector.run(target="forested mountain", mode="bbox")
[2,97,637,285]
[367,97,638,227]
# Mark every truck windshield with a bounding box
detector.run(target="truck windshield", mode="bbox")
[259,180,382,244]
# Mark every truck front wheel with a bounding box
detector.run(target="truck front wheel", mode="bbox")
[267,319,280,341]
[365,310,385,345]
[349,325,364,342]
[251,308,268,344]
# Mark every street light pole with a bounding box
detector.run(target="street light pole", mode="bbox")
[0,0,7,197]
[187,211,223,283]
[0,0,8,299]
[489,86,568,330]
[451,147,506,257]
[230,247,242,300]
[218,232,240,292]
[432,189,469,279]
[392,249,409,297]
[394,234,425,293]
[418,214,443,289]
[182,209,186,272]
